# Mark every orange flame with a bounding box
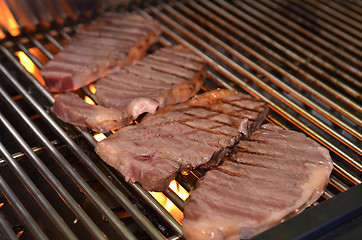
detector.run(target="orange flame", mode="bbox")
[89,84,96,94]
[0,0,20,37]
[150,180,190,223]
[16,49,46,86]
[84,96,95,105]
[93,133,106,142]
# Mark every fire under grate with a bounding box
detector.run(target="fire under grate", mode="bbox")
[0,0,361,239]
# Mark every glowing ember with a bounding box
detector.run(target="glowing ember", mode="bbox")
[0,1,20,36]
[84,96,95,105]
[150,180,190,223]
[16,49,46,86]
[93,133,106,142]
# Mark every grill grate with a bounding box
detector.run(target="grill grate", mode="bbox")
[0,0,361,239]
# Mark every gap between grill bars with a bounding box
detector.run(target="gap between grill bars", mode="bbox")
[1,0,362,239]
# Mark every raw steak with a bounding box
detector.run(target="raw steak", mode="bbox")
[183,124,333,240]
[41,12,160,92]
[95,89,269,191]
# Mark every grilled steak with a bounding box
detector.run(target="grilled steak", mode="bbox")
[183,124,333,240]
[41,12,160,92]
[94,45,205,119]
[51,45,206,132]
[95,89,269,191]
[51,92,127,133]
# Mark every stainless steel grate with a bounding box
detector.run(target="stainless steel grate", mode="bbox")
[0,0,361,239]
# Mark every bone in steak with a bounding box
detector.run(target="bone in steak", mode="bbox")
[183,124,333,240]
[51,45,206,132]
[95,89,269,191]
[41,12,160,92]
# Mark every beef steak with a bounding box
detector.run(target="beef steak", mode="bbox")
[41,12,160,92]
[183,124,333,240]
[95,89,269,191]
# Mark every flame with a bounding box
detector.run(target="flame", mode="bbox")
[169,180,189,201]
[16,49,46,86]
[0,0,20,36]
[93,133,106,142]
[150,180,190,223]
[89,84,96,94]
[84,96,95,105]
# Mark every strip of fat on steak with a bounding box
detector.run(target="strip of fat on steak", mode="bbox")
[94,89,269,191]
[51,92,127,133]
[183,124,333,240]
[41,12,160,92]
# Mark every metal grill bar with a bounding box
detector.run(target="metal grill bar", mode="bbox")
[0,214,18,240]
[0,64,164,239]
[33,24,184,237]
[142,4,362,184]
[142,12,361,195]
[0,140,78,239]
[0,104,106,240]
[0,1,361,239]
[243,1,362,70]
[176,0,361,140]
[291,0,362,40]
[226,0,362,113]
[0,30,182,238]
[325,1,362,22]
[0,174,48,239]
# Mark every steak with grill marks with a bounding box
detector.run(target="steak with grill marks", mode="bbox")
[94,45,205,119]
[41,12,160,92]
[183,124,333,240]
[51,45,206,133]
[94,89,269,191]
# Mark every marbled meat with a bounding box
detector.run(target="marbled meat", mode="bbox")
[183,124,333,240]
[95,89,269,191]
[41,12,160,92]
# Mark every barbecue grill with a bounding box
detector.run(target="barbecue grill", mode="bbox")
[0,0,361,239]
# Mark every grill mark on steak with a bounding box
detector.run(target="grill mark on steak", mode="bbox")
[160,47,204,63]
[183,124,333,240]
[95,89,269,191]
[134,58,196,79]
[123,65,187,84]
[77,28,145,42]
[104,73,171,90]
[148,52,204,71]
